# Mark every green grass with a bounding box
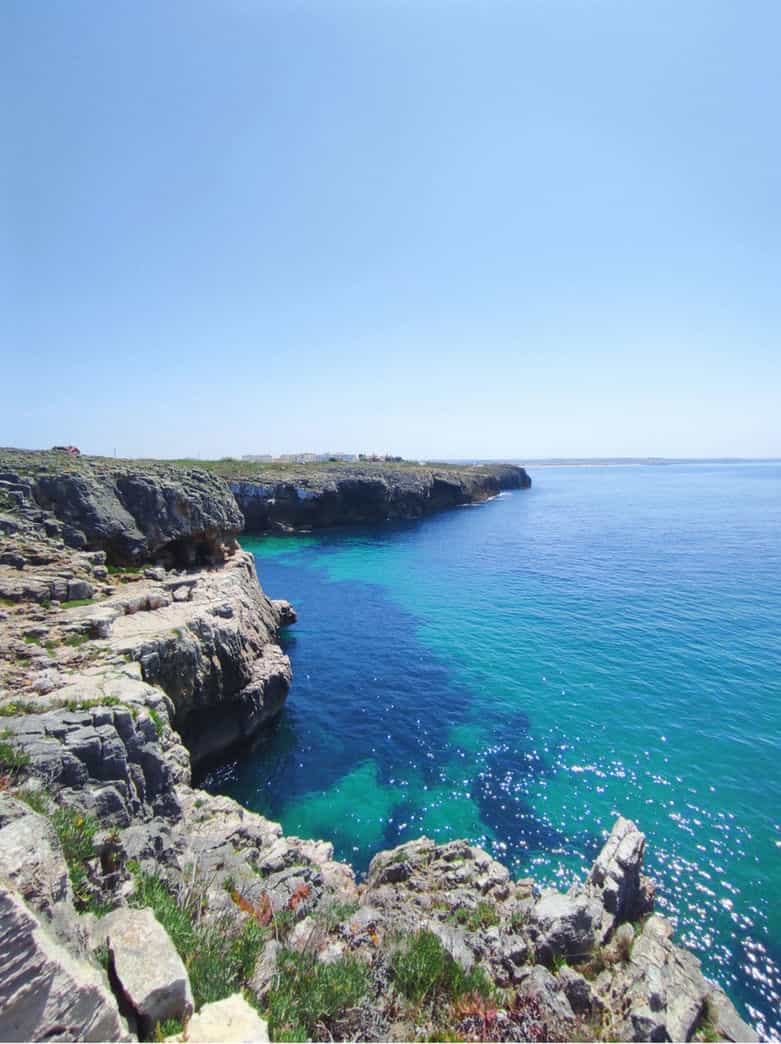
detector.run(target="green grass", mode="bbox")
[51,806,99,909]
[61,598,96,609]
[154,1017,184,1041]
[509,908,529,932]
[449,900,500,932]
[0,700,44,717]
[314,899,360,932]
[63,696,122,711]
[391,929,494,1009]
[552,953,569,974]
[15,788,50,814]
[129,869,267,1008]
[23,633,41,645]
[264,947,371,1042]
[0,732,29,774]
[63,633,90,647]
[148,707,165,738]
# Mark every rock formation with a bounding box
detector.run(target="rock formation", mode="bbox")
[0,449,757,1043]
[227,461,531,531]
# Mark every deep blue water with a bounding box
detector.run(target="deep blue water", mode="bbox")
[204,463,781,1037]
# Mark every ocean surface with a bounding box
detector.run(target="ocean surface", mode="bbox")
[203,463,781,1037]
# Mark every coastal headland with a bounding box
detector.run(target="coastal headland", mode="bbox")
[0,449,755,1042]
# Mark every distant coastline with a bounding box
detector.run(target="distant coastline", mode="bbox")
[450,456,781,467]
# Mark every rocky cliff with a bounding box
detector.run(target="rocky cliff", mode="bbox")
[0,449,243,565]
[0,450,757,1043]
[225,461,531,531]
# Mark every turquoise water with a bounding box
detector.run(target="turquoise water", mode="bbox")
[204,463,781,1037]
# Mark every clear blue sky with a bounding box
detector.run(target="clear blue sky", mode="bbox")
[2,1,779,460]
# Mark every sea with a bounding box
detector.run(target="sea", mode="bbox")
[202,462,781,1038]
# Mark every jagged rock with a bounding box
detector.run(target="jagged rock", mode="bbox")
[0,796,70,915]
[100,906,193,1029]
[705,985,759,1042]
[67,578,94,600]
[272,599,297,625]
[557,964,604,1016]
[585,816,655,942]
[595,915,758,1043]
[517,964,575,1026]
[3,701,182,826]
[0,886,126,1042]
[25,459,244,565]
[169,994,269,1043]
[526,889,602,965]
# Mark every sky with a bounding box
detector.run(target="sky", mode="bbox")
[2,0,779,460]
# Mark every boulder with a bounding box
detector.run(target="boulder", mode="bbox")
[100,906,193,1028]
[169,994,269,1043]
[0,886,125,1042]
[526,889,601,965]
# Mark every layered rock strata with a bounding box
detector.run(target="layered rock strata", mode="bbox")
[0,449,243,565]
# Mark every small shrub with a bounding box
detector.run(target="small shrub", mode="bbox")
[63,696,121,712]
[148,708,165,738]
[0,700,43,717]
[0,733,29,775]
[154,1017,184,1041]
[272,907,297,941]
[51,806,99,909]
[16,787,50,814]
[450,900,500,932]
[552,953,569,974]
[63,634,90,648]
[314,899,360,932]
[509,908,528,932]
[391,929,494,1008]
[265,947,371,1041]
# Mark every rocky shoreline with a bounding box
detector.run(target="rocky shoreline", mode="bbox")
[0,450,757,1042]
[223,461,530,531]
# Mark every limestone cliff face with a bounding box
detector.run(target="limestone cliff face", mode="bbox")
[229,462,531,531]
[1,450,243,565]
